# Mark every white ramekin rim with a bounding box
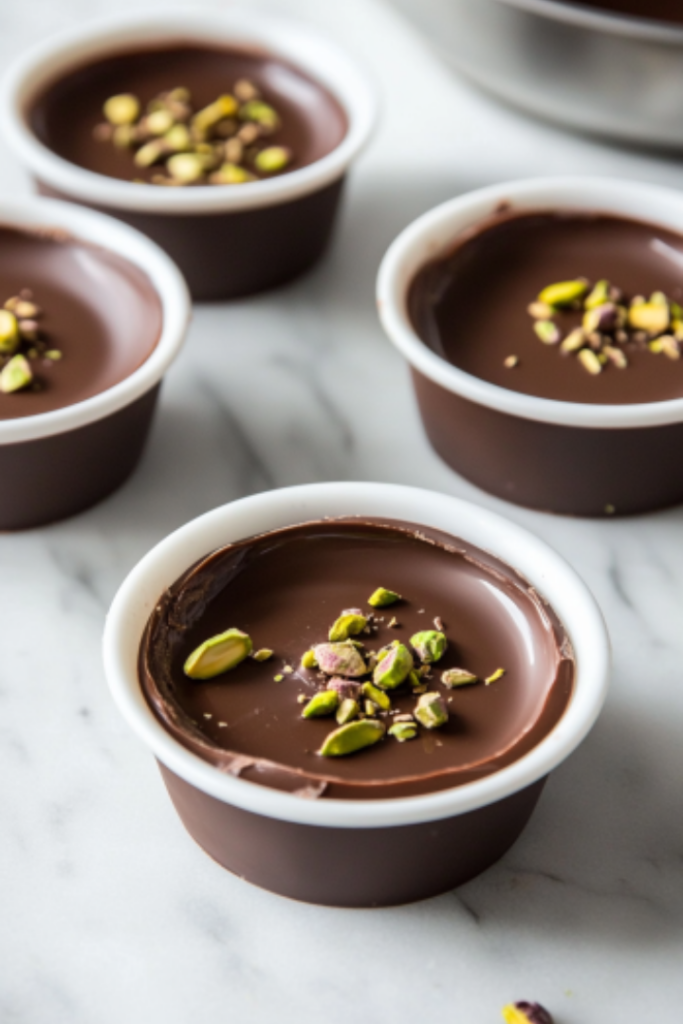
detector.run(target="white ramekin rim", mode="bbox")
[0,9,377,215]
[497,0,683,41]
[377,175,683,430]
[102,482,610,830]
[0,195,190,445]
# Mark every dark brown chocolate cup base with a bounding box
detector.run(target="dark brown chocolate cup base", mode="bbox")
[0,384,159,530]
[412,369,683,517]
[37,178,345,301]
[159,761,546,906]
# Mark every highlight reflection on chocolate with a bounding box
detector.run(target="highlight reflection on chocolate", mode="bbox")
[139,519,574,800]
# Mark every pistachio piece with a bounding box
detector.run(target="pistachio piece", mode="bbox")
[103,93,140,126]
[361,681,391,711]
[166,152,206,184]
[192,94,239,136]
[368,587,401,608]
[300,649,318,670]
[410,630,448,663]
[224,137,244,164]
[163,124,192,153]
[326,677,361,701]
[302,689,339,719]
[485,667,506,685]
[134,140,166,167]
[314,642,367,678]
[336,698,359,725]
[533,320,560,345]
[503,355,519,368]
[538,279,587,308]
[0,354,33,393]
[628,301,669,335]
[584,278,610,310]
[373,643,413,690]
[559,327,585,353]
[237,122,261,145]
[18,318,39,341]
[10,298,41,320]
[44,350,62,361]
[146,109,175,136]
[501,1002,554,1024]
[254,146,291,173]
[660,335,680,360]
[442,668,478,688]
[319,719,385,757]
[388,722,418,742]
[252,648,273,662]
[273,674,284,683]
[364,699,379,717]
[577,349,602,375]
[526,301,553,320]
[234,79,260,102]
[582,302,618,334]
[209,163,255,185]
[0,309,20,355]
[184,627,252,679]
[414,691,448,729]
[603,345,628,369]
[408,670,423,689]
[239,100,280,128]
[329,610,368,642]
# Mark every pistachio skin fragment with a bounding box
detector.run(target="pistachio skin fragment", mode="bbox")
[388,722,418,742]
[314,642,367,678]
[300,649,318,670]
[254,145,291,173]
[538,279,587,308]
[183,628,253,680]
[319,719,385,757]
[442,668,478,688]
[0,354,33,393]
[103,93,140,125]
[414,692,449,729]
[368,587,401,608]
[501,1002,554,1024]
[533,320,560,345]
[326,677,361,702]
[485,667,506,685]
[410,630,448,663]
[373,643,414,690]
[302,690,339,719]
[361,682,391,711]
[252,648,273,662]
[0,310,20,355]
[328,611,368,642]
[335,698,359,725]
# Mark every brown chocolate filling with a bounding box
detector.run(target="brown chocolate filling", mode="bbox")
[408,210,683,405]
[29,44,348,185]
[139,519,574,800]
[0,225,162,420]
[564,0,683,24]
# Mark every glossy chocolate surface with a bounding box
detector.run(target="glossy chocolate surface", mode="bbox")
[568,0,683,24]
[140,519,574,800]
[409,211,683,405]
[0,226,161,419]
[29,44,348,185]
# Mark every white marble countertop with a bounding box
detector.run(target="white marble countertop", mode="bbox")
[1,0,682,1020]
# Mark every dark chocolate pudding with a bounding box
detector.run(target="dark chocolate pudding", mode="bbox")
[29,44,348,186]
[140,519,574,800]
[0,226,162,419]
[409,211,683,405]
[566,1,683,24]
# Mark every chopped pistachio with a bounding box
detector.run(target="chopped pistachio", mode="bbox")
[301,649,318,670]
[297,694,308,704]
[368,587,401,608]
[533,320,560,345]
[103,93,140,126]
[410,630,448,663]
[0,354,32,393]
[163,124,192,153]
[584,278,610,310]
[254,146,291,173]
[319,719,385,757]
[538,279,587,308]
[559,327,585,353]
[18,318,39,341]
[408,670,422,689]
[660,335,680,360]
[577,349,602,375]
[134,140,166,167]
[146,108,175,136]
[335,698,359,725]
[503,355,519,368]
[603,345,628,369]
[327,678,361,701]
[239,100,280,128]
[44,350,62,361]
[192,94,239,136]
[485,667,506,685]
[274,674,284,682]
[361,681,391,711]
[501,1002,554,1024]
[364,699,379,717]
[373,643,413,690]
[628,301,669,335]
[527,301,553,320]
[0,309,20,355]
[442,668,478,688]
[252,648,273,662]
[302,689,339,718]
[314,641,367,678]
[224,137,244,164]
[209,163,255,185]
[414,691,448,729]
[329,610,367,642]
[582,302,618,334]
[237,122,261,145]
[388,722,418,742]
[184,627,252,679]
[388,617,399,628]
[167,152,206,184]
[234,78,259,101]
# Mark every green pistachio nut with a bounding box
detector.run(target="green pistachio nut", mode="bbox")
[134,140,166,167]
[328,610,368,642]
[319,719,385,757]
[314,642,367,678]
[335,698,359,725]
[414,691,449,729]
[628,301,669,335]
[0,310,20,355]
[192,94,239,135]
[361,681,391,710]
[367,587,401,608]
[164,124,192,153]
[578,349,602,375]
[112,124,137,149]
[408,670,423,689]
[373,643,413,690]
[560,327,585,353]
[584,279,610,310]
[252,648,273,662]
[302,689,339,719]
[103,93,140,126]
[184,628,253,679]
[442,668,478,688]
[146,108,175,136]
[364,699,379,717]
[538,279,588,308]
[239,100,280,128]
[388,722,418,742]
[166,152,206,184]
[410,630,448,663]
[533,320,561,345]
[0,354,33,394]
[485,667,506,685]
[254,146,292,173]
[301,649,318,670]
[210,163,255,185]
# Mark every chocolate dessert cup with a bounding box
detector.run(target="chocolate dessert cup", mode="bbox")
[378,177,683,517]
[0,13,376,300]
[103,483,609,907]
[0,196,189,530]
